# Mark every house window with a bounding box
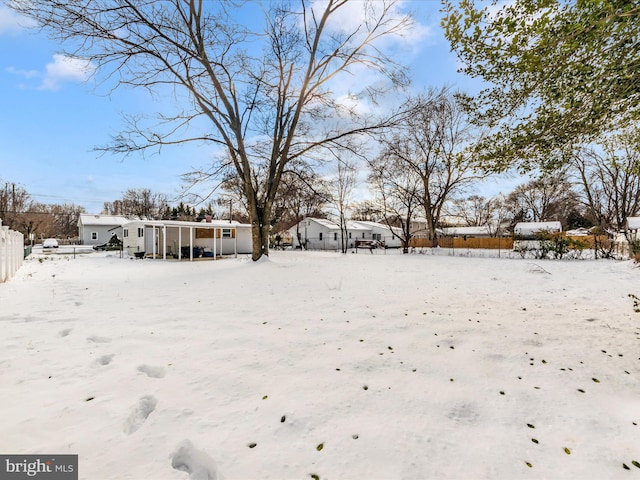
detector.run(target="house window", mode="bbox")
[334,232,337,241]
[373,233,382,241]
[123,228,129,238]
[349,232,352,239]
[222,228,232,238]
[137,228,144,237]
[319,232,323,241]
[91,232,98,240]
[362,232,365,238]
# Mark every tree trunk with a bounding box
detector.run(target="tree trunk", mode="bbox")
[249,207,271,261]
[427,216,439,248]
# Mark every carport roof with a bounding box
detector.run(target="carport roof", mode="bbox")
[123,219,250,229]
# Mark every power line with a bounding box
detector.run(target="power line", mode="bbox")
[29,193,106,205]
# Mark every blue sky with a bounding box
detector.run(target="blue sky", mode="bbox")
[0,1,514,213]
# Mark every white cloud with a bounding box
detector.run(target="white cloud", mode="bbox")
[303,1,432,116]
[312,0,432,49]
[38,54,95,91]
[0,5,36,34]
[5,65,39,78]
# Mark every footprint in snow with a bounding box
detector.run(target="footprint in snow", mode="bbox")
[123,395,157,435]
[87,335,111,343]
[137,364,166,379]
[58,328,72,337]
[171,439,221,480]
[94,354,115,366]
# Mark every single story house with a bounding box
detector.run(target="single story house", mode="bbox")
[78,214,130,246]
[122,218,252,259]
[350,220,403,248]
[408,218,431,238]
[288,218,402,250]
[627,217,640,241]
[513,221,563,253]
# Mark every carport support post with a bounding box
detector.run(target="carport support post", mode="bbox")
[189,227,193,261]
[213,228,217,260]
[163,225,167,260]
[234,227,237,258]
[152,226,156,259]
[178,227,182,260]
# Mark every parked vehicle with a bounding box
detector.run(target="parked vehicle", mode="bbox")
[93,235,122,251]
[42,238,59,248]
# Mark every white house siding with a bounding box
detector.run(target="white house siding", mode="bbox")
[627,217,640,241]
[350,221,403,248]
[78,214,130,245]
[288,218,363,250]
[288,218,406,250]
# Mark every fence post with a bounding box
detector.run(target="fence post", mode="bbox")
[0,222,6,283]
[0,220,25,283]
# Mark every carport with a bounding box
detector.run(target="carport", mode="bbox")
[122,219,240,260]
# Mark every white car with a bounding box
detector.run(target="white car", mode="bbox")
[42,238,59,248]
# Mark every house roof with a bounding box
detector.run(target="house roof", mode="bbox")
[441,226,493,236]
[627,217,640,230]
[299,218,370,231]
[514,221,562,235]
[310,218,341,230]
[350,220,403,235]
[123,219,250,229]
[345,221,371,231]
[79,214,130,226]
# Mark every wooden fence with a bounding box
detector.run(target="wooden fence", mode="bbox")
[0,220,25,283]
[409,236,514,250]
[409,234,613,251]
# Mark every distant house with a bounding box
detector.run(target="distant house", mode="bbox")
[77,214,130,246]
[627,217,640,241]
[409,216,466,239]
[288,217,402,250]
[513,221,562,239]
[122,218,252,259]
[408,217,431,238]
[349,221,403,248]
[513,221,563,253]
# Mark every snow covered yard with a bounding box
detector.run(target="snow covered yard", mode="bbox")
[1,250,639,479]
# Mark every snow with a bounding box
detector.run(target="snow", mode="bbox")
[1,250,639,479]
[514,222,563,236]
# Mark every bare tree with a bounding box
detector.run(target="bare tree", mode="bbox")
[376,91,485,246]
[50,203,86,238]
[572,129,640,236]
[329,158,357,253]
[368,151,422,253]
[449,195,495,227]
[0,181,31,232]
[505,171,580,227]
[448,194,510,236]
[350,200,384,222]
[11,0,412,260]
[103,188,168,219]
[273,170,329,246]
